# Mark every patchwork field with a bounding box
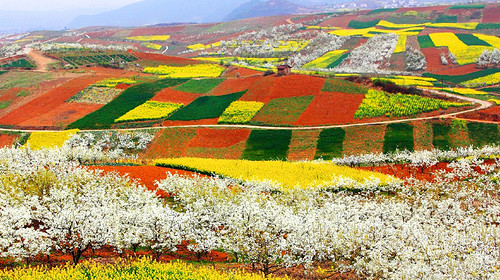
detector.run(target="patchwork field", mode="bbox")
[0,4,499,280]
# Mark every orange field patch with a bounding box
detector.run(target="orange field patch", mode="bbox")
[483,5,500,23]
[134,52,200,65]
[343,125,386,156]
[152,87,200,104]
[162,118,219,126]
[421,47,451,72]
[86,165,201,197]
[320,15,360,28]
[142,128,198,159]
[242,74,325,103]
[187,128,251,148]
[294,91,365,126]
[434,64,482,75]
[0,134,19,148]
[0,75,104,127]
[287,130,320,161]
[223,67,263,78]
[209,76,261,95]
[0,88,23,102]
[19,102,102,128]
[459,106,500,122]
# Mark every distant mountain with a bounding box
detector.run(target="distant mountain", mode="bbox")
[0,10,92,32]
[224,0,314,21]
[69,0,248,28]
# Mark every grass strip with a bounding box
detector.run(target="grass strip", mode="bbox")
[241,129,292,161]
[314,128,346,160]
[383,123,414,153]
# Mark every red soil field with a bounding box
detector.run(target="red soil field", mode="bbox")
[152,88,200,104]
[86,165,202,197]
[223,67,263,78]
[287,130,320,161]
[343,124,386,156]
[434,63,481,75]
[209,76,261,95]
[134,52,201,65]
[162,118,219,126]
[0,75,105,126]
[396,5,448,12]
[187,128,251,148]
[360,159,497,182]
[354,38,368,48]
[241,74,325,103]
[419,28,473,35]
[294,92,365,126]
[142,128,198,159]
[115,83,132,90]
[421,47,451,72]
[482,6,500,23]
[320,15,360,28]
[129,26,186,36]
[459,106,500,122]
[19,102,102,128]
[0,88,23,102]
[0,134,18,148]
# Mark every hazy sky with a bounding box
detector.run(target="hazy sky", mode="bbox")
[0,0,142,11]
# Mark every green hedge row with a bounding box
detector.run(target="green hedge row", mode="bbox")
[424,68,500,84]
[456,34,490,46]
[347,19,380,29]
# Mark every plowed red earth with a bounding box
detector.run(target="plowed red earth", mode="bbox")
[241,75,325,103]
[294,92,364,126]
[434,64,481,75]
[0,88,23,102]
[320,15,359,28]
[86,165,203,198]
[459,106,500,122]
[224,67,263,78]
[0,134,18,147]
[483,6,500,23]
[129,26,186,35]
[421,47,451,72]
[396,5,448,12]
[134,52,200,65]
[152,88,200,104]
[162,118,219,126]
[0,76,104,126]
[19,103,102,128]
[419,28,472,35]
[209,76,261,95]
[187,128,251,148]
[359,160,496,181]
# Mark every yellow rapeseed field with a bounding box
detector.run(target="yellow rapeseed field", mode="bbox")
[394,35,407,53]
[155,158,397,190]
[303,49,347,68]
[93,78,137,88]
[126,35,171,41]
[25,129,79,150]
[473,33,500,49]
[429,32,492,65]
[115,101,183,122]
[143,64,225,78]
[218,101,265,124]
[0,258,289,280]
[377,20,428,29]
[141,42,163,50]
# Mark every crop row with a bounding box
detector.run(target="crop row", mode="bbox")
[154,157,396,190]
[354,89,470,118]
[143,64,225,78]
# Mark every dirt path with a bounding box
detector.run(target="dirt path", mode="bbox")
[26,49,59,72]
[0,89,495,133]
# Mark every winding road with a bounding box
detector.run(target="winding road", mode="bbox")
[0,88,495,134]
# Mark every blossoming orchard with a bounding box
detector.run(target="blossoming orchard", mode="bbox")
[0,2,499,279]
